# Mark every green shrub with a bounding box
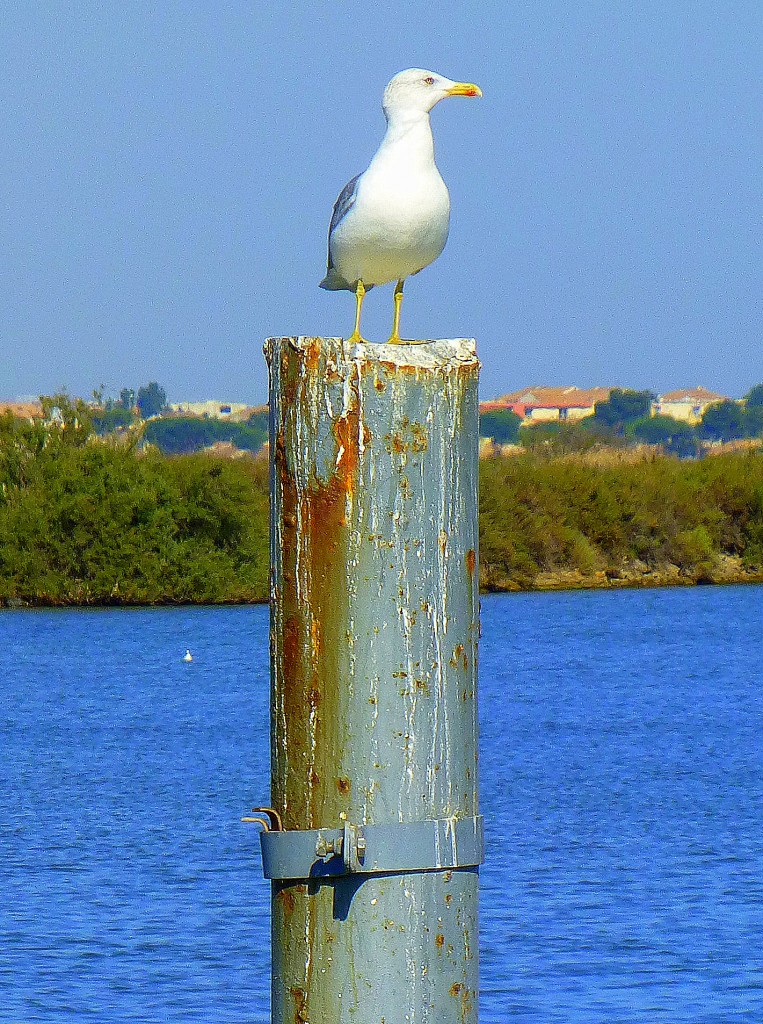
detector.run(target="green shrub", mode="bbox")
[479,409,522,444]
[144,416,267,455]
[0,407,269,604]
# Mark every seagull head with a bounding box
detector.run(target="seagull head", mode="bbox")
[382,68,482,120]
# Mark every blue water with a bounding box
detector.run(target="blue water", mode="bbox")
[1,587,762,1022]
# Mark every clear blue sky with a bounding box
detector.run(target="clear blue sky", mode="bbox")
[1,2,761,403]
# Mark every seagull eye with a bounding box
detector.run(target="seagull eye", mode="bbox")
[423,76,436,86]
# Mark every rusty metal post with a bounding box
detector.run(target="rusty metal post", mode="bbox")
[263,336,480,1024]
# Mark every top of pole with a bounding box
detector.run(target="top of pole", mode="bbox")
[264,336,479,372]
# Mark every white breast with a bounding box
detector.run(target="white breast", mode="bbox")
[329,117,452,287]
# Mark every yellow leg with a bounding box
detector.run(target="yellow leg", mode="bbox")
[387,279,405,344]
[347,280,368,344]
[387,280,426,344]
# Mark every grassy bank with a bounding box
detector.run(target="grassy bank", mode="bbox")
[480,450,763,591]
[0,412,269,605]
[1,406,763,604]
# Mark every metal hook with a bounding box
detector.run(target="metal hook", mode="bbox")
[241,815,272,830]
[241,806,283,831]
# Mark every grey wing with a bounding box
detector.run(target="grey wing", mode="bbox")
[326,173,361,271]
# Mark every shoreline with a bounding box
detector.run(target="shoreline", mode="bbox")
[482,555,763,594]
[2,559,762,609]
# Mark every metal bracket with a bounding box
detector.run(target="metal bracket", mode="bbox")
[256,814,484,880]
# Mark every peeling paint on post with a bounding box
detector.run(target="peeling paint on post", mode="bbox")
[264,336,480,1024]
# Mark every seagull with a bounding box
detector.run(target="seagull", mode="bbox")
[320,68,481,345]
[183,649,193,663]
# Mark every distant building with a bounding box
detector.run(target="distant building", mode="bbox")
[0,400,43,423]
[167,401,254,421]
[654,387,728,424]
[482,386,613,424]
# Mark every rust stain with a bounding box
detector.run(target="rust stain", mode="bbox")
[435,932,445,951]
[276,887,296,918]
[336,776,351,795]
[382,918,404,932]
[410,421,428,451]
[465,548,476,578]
[377,359,416,375]
[334,404,361,497]
[289,986,309,1024]
[384,417,429,456]
[276,884,294,917]
[303,337,322,372]
[449,982,473,1019]
[450,643,465,668]
[274,344,363,830]
[445,893,453,906]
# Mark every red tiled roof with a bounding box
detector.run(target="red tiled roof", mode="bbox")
[658,387,728,403]
[488,386,613,410]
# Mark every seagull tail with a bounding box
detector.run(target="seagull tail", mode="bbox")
[319,269,351,291]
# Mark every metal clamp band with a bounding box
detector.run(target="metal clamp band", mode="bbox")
[258,814,484,880]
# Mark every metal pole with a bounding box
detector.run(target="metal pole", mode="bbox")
[263,336,480,1024]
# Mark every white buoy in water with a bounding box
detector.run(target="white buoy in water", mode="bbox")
[183,649,193,663]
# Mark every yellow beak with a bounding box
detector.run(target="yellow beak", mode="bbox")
[447,82,483,98]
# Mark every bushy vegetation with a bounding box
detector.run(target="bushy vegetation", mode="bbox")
[92,406,136,434]
[518,419,620,454]
[479,408,522,444]
[626,415,699,458]
[479,451,763,589]
[136,381,167,418]
[0,402,269,605]
[3,394,763,604]
[144,416,268,455]
[698,400,763,441]
[591,388,655,432]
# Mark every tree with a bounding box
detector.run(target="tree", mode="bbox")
[119,388,135,410]
[39,392,93,447]
[479,408,522,444]
[136,382,167,419]
[518,420,615,455]
[247,408,269,433]
[144,417,267,455]
[699,400,748,442]
[743,386,763,435]
[629,415,699,457]
[92,407,136,435]
[746,405,763,437]
[591,389,655,433]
